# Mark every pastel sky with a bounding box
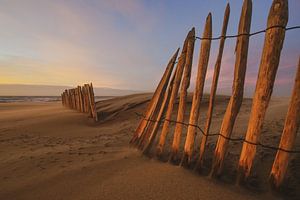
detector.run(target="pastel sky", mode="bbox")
[0,0,299,96]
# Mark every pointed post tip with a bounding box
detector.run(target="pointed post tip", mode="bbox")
[225,3,230,12]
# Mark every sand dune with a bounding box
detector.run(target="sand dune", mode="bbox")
[0,94,299,200]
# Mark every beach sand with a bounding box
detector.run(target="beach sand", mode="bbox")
[0,94,299,200]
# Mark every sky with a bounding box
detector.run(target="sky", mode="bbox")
[0,0,299,96]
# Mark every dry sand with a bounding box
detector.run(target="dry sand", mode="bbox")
[0,94,299,200]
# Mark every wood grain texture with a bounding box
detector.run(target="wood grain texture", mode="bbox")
[181,13,212,166]
[269,57,300,188]
[130,49,179,145]
[156,30,193,156]
[170,28,196,162]
[238,0,288,181]
[211,0,252,177]
[197,4,230,169]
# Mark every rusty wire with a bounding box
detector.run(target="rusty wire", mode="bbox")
[135,112,300,154]
[195,25,300,40]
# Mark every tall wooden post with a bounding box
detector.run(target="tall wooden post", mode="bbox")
[81,86,85,112]
[137,50,182,149]
[238,0,288,182]
[269,57,300,188]
[61,92,64,106]
[84,84,91,115]
[156,30,193,156]
[181,13,212,166]
[82,85,88,113]
[142,61,178,154]
[197,4,230,169]
[89,83,97,120]
[76,88,79,110]
[170,28,196,162]
[210,0,252,176]
[130,49,179,144]
[72,89,76,109]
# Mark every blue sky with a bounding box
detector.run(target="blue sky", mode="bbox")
[0,0,299,96]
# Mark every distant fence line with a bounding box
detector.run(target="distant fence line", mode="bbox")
[61,83,98,121]
[130,0,300,189]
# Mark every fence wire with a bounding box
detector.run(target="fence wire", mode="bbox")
[195,25,300,40]
[134,25,300,154]
[135,112,300,154]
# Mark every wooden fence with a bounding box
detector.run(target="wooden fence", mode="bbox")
[61,83,97,121]
[130,0,300,189]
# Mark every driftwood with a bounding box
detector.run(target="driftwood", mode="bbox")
[210,0,252,177]
[130,49,179,145]
[156,30,193,156]
[269,57,300,188]
[238,0,288,182]
[181,13,212,166]
[170,28,196,162]
[197,3,230,169]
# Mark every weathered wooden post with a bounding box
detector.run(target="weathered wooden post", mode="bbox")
[66,90,69,108]
[77,86,81,112]
[69,89,73,109]
[82,86,87,113]
[238,0,288,182]
[170,28,196,162]
[197,4,230,169]
[142,62,178,154]
[81,86,85,112]
[131,49,179,145]
[84,84,91,115]
[75,87,79,111]
[72,89,76,109]
[181,13,212,166]
[85,84,92,117]
[89,83,97,121]
[210,0,252,176]
[79,86,83,112]
[156,29,193,156]
[269,57,300,188]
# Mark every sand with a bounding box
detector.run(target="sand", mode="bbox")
[0,94,299,200]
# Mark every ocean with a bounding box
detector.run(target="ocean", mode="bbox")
[0,96,114,103]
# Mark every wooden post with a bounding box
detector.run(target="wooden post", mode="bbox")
[82,85,87,113]
[85,84,92,117]
[170,28,196,162]
[66,90,69,108]
[78,86,81,111]
[81,86,85,112]
[210,0,252,177]
[197,4,230,169]
[142,62,178,154]
[89,83,97,120]
[78,86,83,112]
[72,89,75,109]
[237,0,288,182]
[156,29,193,156]
[181,13,212,166]
[61,92,64,106]
[269,57,300,188]
[84,84,91,115]
[75,87,79,111]
[130,49,179,144]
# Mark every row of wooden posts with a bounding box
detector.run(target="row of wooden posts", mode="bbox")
[130,0,300,188]
[61,83,97,121]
